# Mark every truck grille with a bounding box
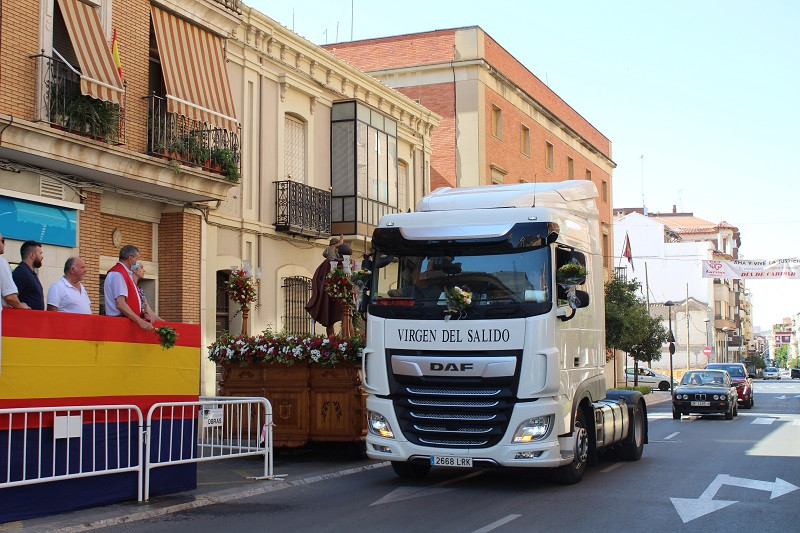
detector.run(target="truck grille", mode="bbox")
[388,350,521,449]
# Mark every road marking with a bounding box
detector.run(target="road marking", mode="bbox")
[601,462,625,473]
[664,432,679,440]
[752,417,777,425]
[793,419,800,427]
[472,514,521,533]
[671,474,798,523]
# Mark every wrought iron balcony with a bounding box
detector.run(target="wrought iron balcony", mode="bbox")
[145,94,241,183]
[32,53,125,144]
[614,267,628,282]
[212,0,242,14]
[274,180,331,238]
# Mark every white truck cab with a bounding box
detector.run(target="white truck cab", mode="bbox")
[362,181,647,483]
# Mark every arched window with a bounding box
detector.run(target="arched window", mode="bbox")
[284,115,306,181]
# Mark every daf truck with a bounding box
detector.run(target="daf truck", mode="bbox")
[362,180,647,484]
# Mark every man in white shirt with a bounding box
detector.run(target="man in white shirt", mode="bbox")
[0,233,29,309]
[47,257,92,314]
[103,245,153,331]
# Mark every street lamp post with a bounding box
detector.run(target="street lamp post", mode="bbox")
[722,326,730,363]
[666,301,676,392]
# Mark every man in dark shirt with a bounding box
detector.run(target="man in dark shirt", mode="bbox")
[12,240,44,310]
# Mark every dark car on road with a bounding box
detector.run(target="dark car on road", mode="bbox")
[673,369,738,420]
[792,367,800,379]
[705,362,753,408]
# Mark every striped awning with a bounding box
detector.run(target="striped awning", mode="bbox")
[150,6,238,131]
[56,0,124,104]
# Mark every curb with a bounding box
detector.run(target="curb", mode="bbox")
[42,462,389,532]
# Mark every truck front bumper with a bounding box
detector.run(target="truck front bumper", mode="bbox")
[365,396,575,468]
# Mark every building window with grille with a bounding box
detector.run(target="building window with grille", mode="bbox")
[285,114,306,181]
[282,276,312,334]
[545,141,554,170]
[216,271,230,336]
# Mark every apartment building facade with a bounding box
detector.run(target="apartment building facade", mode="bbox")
[323,27,616,275]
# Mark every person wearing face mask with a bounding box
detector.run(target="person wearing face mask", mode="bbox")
[12,240,45,310]
[131,260,161,323]
[103,245,154,331]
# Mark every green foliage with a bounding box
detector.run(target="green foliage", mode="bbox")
[750,354,766,370]
[775,345,789,368]
[605,277,669,366]
[51,78,119,140]
[211,147,240,183]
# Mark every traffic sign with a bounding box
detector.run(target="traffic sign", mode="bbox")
[703,346,713,356]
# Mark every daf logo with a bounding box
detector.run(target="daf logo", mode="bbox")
[430,362,474,372]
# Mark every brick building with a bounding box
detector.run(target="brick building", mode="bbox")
[0,0,243,321]
[324,27,616,273]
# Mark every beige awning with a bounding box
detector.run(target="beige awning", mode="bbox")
[56,0,124,104]
[150,6,238,131]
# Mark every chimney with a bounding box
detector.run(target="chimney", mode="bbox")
[672,205,677,214]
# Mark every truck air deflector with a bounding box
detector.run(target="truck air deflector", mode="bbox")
[372,222,559,255]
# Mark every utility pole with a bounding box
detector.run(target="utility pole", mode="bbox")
[686,284,690,371]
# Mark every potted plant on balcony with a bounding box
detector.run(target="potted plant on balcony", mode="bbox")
[212,147,240,183]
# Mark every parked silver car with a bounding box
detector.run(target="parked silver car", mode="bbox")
[625,366,676,391]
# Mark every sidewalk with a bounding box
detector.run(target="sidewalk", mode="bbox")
[643,390,672,406]
[8,445,387,532]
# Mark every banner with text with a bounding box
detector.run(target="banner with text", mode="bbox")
[701,258,800,279]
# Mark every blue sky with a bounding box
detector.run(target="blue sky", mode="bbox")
[248,0,800,331]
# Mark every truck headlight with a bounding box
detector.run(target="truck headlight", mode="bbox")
[512,415,553,443]
[367,410,394,439]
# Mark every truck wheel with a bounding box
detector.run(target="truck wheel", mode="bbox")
[617,401,645,461]
[658,381,670,391]
[391,460,431,479]
[553,409,588,485]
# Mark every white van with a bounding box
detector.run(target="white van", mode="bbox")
[624,367,675,391]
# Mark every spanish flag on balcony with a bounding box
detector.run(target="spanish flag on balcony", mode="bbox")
[111,28,123,80]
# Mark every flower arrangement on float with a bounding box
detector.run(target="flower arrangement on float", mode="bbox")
[225,268,257,309]
[556,261,587,286]
[208,329,366,367]
[323,266,355,306]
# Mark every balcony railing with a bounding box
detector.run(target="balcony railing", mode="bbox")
[212,0,242,14]
[274,180,331,238]
[145,94,241,183]
[32,53,125,144]
[614,267,627,282]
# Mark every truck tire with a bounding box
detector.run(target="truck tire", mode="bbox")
[553,408,588,485]
[617,400,645,461]
[658,381,670,391]
[391,460,431,479]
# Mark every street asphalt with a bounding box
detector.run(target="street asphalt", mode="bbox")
[3,391,672,532]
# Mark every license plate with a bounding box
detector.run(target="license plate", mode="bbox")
[430,455,473,467]
[691,401,711,407]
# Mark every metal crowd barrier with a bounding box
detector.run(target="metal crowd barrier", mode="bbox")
[144,397,274,500]
[0,405,144,501]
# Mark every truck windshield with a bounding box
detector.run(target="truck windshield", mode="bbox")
[369,247,552,319]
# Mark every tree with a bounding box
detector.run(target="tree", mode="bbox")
[775,345,789,368]
[605,277,669,385]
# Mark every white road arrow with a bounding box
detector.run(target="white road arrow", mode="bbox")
[371,470,483,506]
[671,474,799,523]
[775,395,787,399]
